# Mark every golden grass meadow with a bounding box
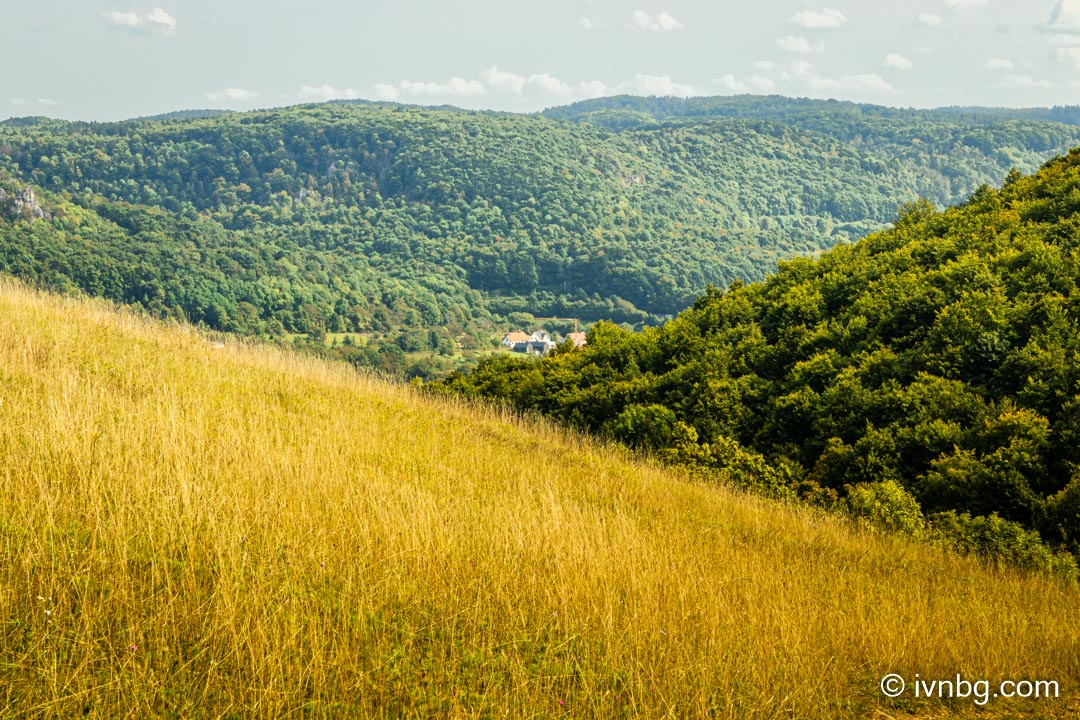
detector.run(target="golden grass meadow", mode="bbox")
[1,278,1078,719]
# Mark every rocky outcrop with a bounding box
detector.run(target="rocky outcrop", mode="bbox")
[1,185,48,221]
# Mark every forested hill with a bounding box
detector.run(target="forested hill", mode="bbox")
[544,94,1080,131]
[1,98,1080,372]
[443,148,1080,560]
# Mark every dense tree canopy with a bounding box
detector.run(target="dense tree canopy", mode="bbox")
[1,98,1079,378]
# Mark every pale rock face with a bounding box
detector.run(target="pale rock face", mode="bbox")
[3,185,47,220]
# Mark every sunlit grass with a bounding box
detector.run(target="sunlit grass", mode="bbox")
[0,279,1077,718]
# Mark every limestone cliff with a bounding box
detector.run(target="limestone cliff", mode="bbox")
[0,185,48,221]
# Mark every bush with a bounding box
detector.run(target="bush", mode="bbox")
[930,510,1078,580]
[1040,476,1080,554]
[609,404,682,451]
[668,433,796,500]
[845,480,925,536]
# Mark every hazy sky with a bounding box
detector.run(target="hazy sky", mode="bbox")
[4,0,1080,121]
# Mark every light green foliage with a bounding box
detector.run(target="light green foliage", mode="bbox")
[846,480,926,536]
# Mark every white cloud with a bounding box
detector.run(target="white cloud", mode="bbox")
[298,85,361,101]
[369,70,610,105]
[1040,0,1080,40]
[783,60,895,95]
[789,8,847,29]
[630,10,684,32]
[102,7,176,35]
[994,74,1051,89]
[400,77,488,98]
[832,74,895,93]
[206,88,258,102]
[944,0,989,7]
[1054,46,1080,68]
[481,66,526,95]
[753,60,776,71]
[145,7,176,34]
[526,73,574,96]
[752,76,777,92]
[884,53,913,69]
[655,12,683,31]
[576,80,609,98]
[578,17,603,30]
[104,10,140,27]
[985,58,1014,70]
[712,74,776,94]
[372,84,399,102]
[618,74,696,96]
[514,73,609,99]
[776,35,825,53]
[917,13,943,26]
[10,98,60,108]
[713,75,745,93]
[783,59,815,78]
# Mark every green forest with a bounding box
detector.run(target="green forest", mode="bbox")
[442,148,1080,572]
[545,94,1080,133]
[2,97,1080,379]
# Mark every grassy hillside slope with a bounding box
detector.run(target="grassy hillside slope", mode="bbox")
[1,280,1078,718]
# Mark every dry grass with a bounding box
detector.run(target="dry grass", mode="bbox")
[0,279,1077,719]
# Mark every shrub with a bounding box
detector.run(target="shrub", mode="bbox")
[609,404,682,451]
[845,480,926,536]
[930,510,1078,580]
[1040,476,1080,555]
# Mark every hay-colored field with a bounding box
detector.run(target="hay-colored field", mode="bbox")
[0,279,1077,719]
